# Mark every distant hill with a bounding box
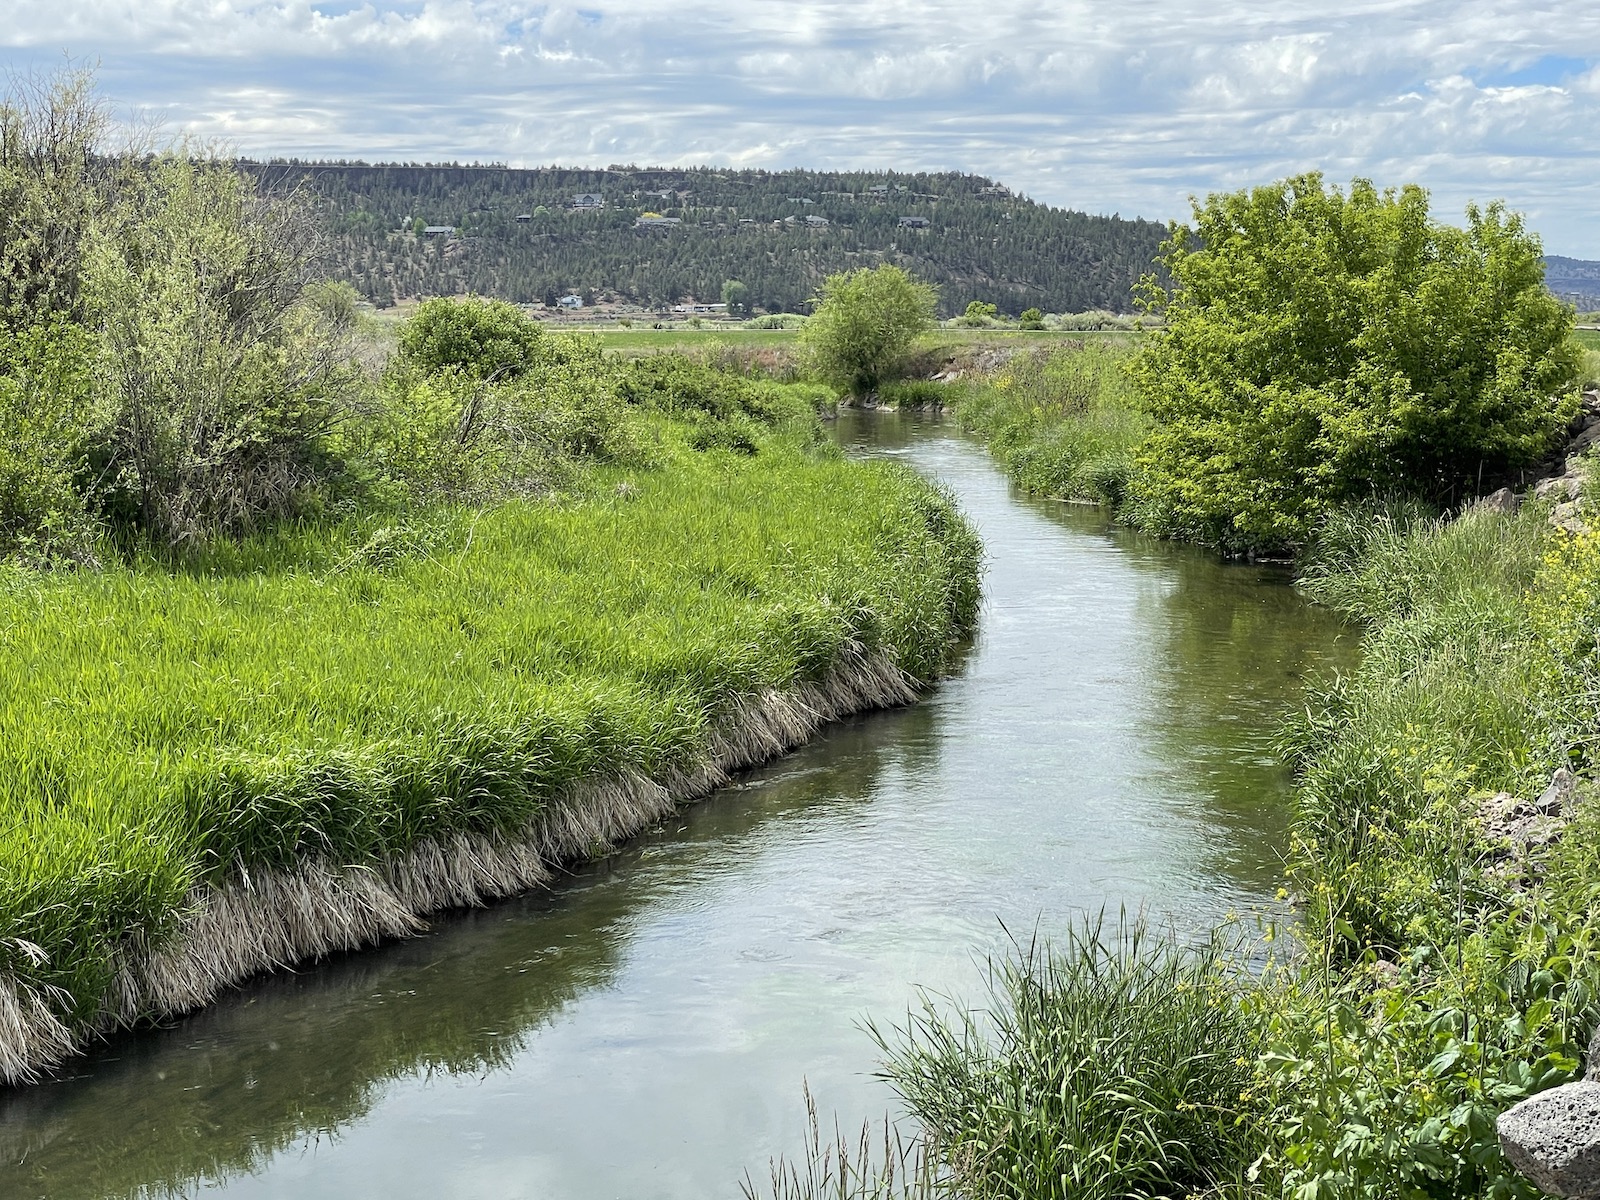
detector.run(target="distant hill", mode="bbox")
[248,162,1169,317]
[1545,256,1600,309]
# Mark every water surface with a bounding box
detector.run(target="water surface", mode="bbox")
[0,412,1354,1199]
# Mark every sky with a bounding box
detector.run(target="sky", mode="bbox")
[3,1,1598,257]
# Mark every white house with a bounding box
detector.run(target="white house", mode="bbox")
[556,294,584,309]
[572,193,604,209]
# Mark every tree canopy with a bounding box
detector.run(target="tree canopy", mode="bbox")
[1130,174,1582,552]
[800,264,938,396]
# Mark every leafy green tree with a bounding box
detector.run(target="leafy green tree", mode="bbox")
[1130,174,1581,553]
[958,300,998,327]
[397,296,547,380]
[801,264,938,395]
[721,278,749,316]
[1019,307,1045,330]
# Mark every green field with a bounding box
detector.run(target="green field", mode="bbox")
[1575,326,1600,350]
[0,418,980,1078]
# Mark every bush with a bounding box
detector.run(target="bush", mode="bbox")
[1130,174,1581,555]
[86,153,359,545]
[801,265,938,396]
[877,918,1264,1200]
[396,296,549,380]
[1018,307,1044,330]
[0,320,101,562]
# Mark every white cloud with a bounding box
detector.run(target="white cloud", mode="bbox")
[4,0,1599,254]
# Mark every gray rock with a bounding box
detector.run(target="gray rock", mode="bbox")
[1538,769,1579,816]
[1574,425,1600,455]
[1589,1025,1600,1083]
[1479,487,1521,515]
[1499,1080,1600,1198]
[1552,501,1590,535]
[1537,475,1583,502]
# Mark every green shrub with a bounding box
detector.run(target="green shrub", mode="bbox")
[1130,174,1582,555]
[397,296,550,380]
[877,918,1264,1200]
[801,265,938,396]
[0,320,101,562]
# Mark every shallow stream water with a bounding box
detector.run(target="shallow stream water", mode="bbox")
[0,412,1355,1199]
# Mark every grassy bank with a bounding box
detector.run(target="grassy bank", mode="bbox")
[0,382,980,1083]
[942,341,1147,503]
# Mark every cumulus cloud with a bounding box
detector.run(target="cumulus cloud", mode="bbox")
[4,0,1599,253]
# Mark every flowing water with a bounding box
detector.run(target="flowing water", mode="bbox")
[0,413,1355,1199]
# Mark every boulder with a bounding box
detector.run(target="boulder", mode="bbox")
[1499,1080,1600,1198]
[1552,501,1591,535]
[1537,475,1584,502]
[1478,487,1521,515]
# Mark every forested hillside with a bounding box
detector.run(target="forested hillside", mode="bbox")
[1546,255,1600,308]
[247,162,1167,316]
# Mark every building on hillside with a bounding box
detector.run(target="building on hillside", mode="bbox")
[635,215,682,228]
[515,213,532,222]
[572,193,604,209]
[422,225,456,237]
[804,214,830,227]
[897,216,931,228]
[670,302,727,314]
[556,294,584,309]
[868,184,889,195]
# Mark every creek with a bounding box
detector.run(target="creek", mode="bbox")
[0,411,1354,1199]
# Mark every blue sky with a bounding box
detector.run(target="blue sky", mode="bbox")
[5,1,1599,256]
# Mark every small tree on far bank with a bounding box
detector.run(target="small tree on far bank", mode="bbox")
[801,264,937,396]
[1130,173,1582,553]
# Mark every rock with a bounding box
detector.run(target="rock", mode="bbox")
[1572,425,1600,455]
[1552,502,1591,535]
[1499,1080,1600,1198]
[1479,770,1580,852]
[1537,475,1584,502]
[1478,487,1521,515]
[1538,768,1578,815]
[1588,1025,1600,1083]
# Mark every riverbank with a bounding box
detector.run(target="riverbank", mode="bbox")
[0,424,981,1085]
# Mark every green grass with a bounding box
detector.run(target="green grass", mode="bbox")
[945,341,1148,504]
[1573,327,1600,350]
[875,918,1262,1200]
[0,424,980,1030]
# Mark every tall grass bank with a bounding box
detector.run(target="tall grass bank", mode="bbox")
[0,429,979,1083]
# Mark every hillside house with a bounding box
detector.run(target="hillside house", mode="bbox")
[897,216,931,228]
[571,193,604,209]
[556,294,583,309]
[804,214,830,227]
[421,225,456,237]
[515,213,532,222]
[635,216,682,228]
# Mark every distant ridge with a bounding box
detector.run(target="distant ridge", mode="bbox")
[1545,256,1600,309]
[251,162,1168,316]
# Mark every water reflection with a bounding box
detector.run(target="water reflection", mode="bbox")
[0,413,1352,1200]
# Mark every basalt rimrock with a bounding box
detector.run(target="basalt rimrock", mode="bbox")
[1498,1028,1600,1198]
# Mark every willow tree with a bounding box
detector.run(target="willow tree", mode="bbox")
[801,264,938,396]
[1130,174,1581,553]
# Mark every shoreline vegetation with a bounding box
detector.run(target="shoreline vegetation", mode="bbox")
[0,74,981,1082]
[742,183,1600,1198]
